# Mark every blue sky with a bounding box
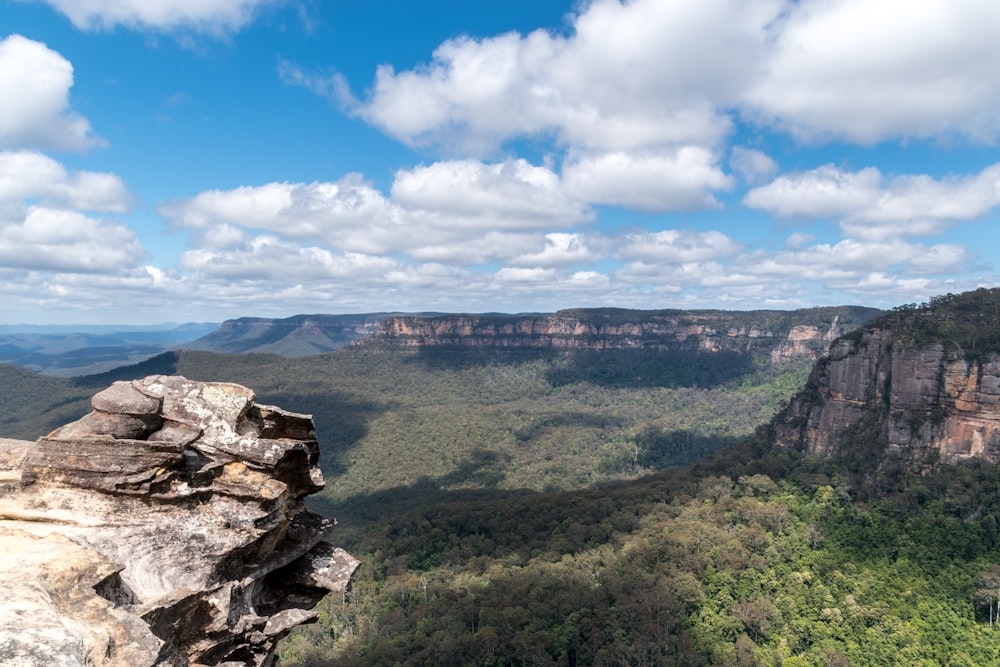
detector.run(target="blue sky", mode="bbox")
[2,0,1000,324]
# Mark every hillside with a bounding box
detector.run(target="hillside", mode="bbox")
[183,314,402,356]
[0,322,217,376]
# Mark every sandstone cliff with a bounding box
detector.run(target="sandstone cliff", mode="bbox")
[0,375,357,667]
[367,306,881,362]
[772,289,1000,471]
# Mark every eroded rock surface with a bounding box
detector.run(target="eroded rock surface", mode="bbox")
[0,376,358,667]
[773,328,1000,469]
[369,308,877,362]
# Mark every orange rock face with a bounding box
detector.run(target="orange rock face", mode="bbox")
[774,329,1000,467]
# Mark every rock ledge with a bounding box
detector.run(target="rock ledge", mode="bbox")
[0,375,357,667]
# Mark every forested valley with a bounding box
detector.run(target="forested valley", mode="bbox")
[3,312,1000,665]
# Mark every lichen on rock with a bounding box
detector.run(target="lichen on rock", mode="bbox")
[0,375,358,667]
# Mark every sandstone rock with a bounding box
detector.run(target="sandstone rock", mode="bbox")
[372,308,878,362]
[774,327,1000,470]
[0,375,358,667]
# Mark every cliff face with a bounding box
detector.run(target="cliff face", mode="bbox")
[0,375,357,667]
[369,307,881,362]
[773,292,1000,470]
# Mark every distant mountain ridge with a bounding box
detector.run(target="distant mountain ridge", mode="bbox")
[364,306,884,363]
[0,323,218,376]
[4,307,884,376]
[183,313,433,357]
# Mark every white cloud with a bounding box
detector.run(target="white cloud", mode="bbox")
[0,207,145,272]
[906,244,973,274]
[494,266,558,283]
[745,162,1000,240]
[508,232,604,268]
[617,230,741,264]
[407,232,539,266]
[392,159,589,228]
[743,165,884,219]
[351,0,780,153]
[0,35,101,151]
[35,0,282,33]
[0,151,131,214]
[160,176,404,254]
[383,262,471,288]
[181,235,397,281]
[562,147,733,211]
[729,147,779,185]
[342,0,1000,157]
[163,160,592,261]
[744,0,1000,143]
[785,232,814,249]
[277,58,354,108]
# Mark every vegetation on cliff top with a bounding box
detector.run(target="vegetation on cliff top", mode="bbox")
[846,288,1000,361]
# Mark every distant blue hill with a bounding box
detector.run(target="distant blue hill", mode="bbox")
[0,322,219,376]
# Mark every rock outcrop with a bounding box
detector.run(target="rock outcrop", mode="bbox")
[0,375,357,667]
[367,307,879,363]
[772,290,1000,471]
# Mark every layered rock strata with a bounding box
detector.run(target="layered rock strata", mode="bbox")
[773,329,1000,468]
[0,375,357,667]
[369,308,879,362]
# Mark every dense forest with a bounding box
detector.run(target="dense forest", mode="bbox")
[0,344,811,511]
[280,448,1000,666]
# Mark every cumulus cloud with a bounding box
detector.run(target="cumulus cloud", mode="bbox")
[0,151,131,214]
[392,159,589,227]
[163,159,592,262]
[617,230,742,264]
[745,162,1000,240]
[160,175,404,254]
[0,207,145,272]
[34,0,282,33]
[351,0,773,152]
[181,235,398,281]
[562,147,733,211]
[338,0,1000,157]
[494,266,558,283]
[743,0,1000,143]
[0,35,101,151]
[743,165,884,219]
[508,232,605,268]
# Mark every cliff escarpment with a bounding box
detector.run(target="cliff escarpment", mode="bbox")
[366,306,882,362]
[0,375,357,667]
[773,289,1000,472]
